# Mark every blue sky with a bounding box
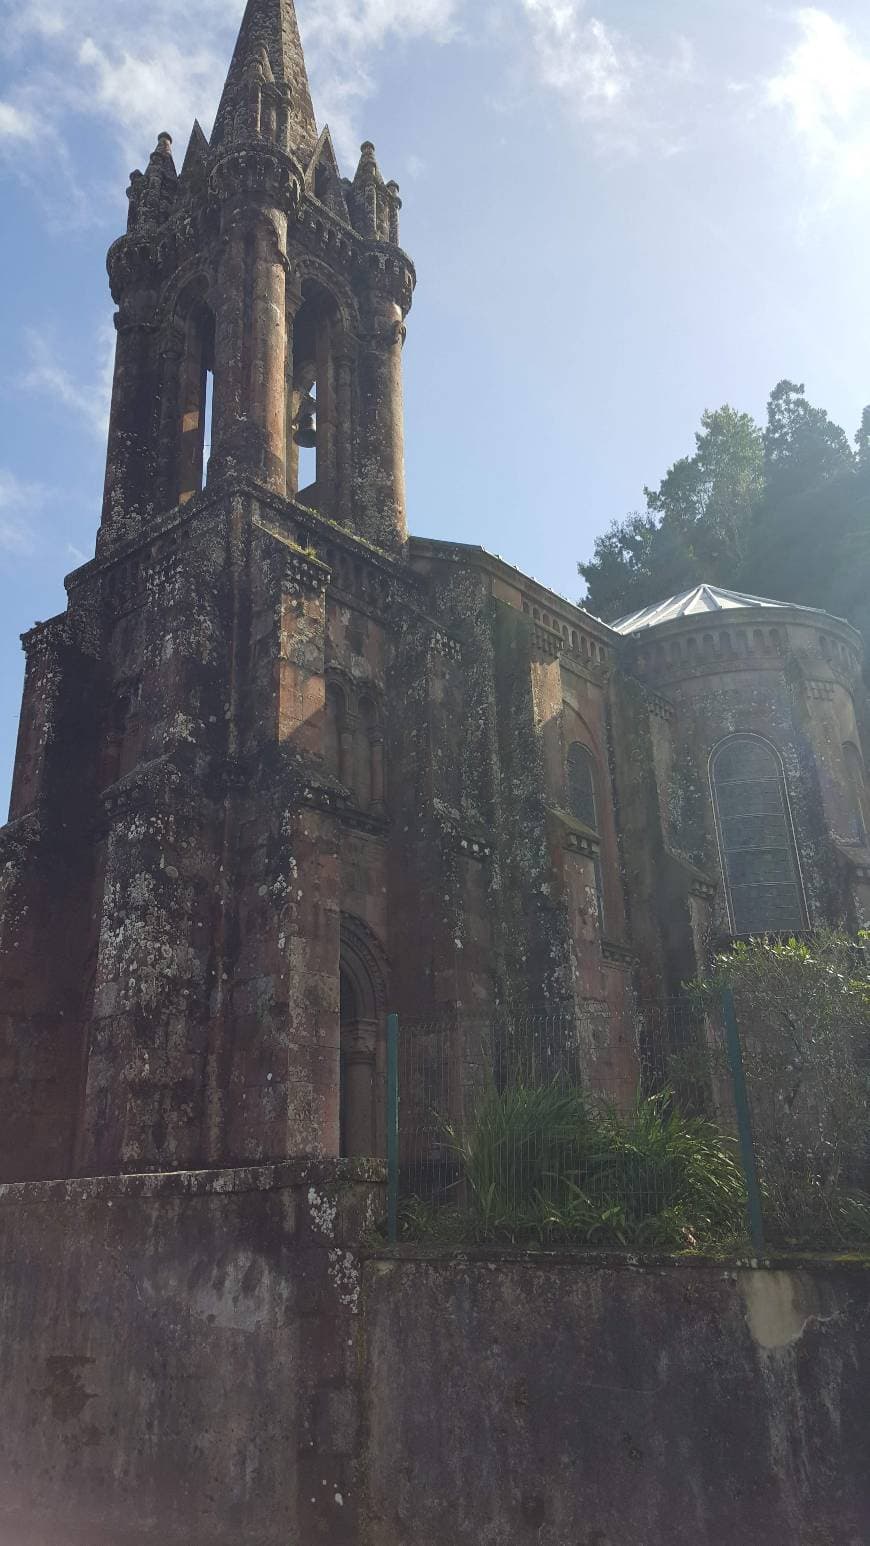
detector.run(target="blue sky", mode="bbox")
[1,0,870,811]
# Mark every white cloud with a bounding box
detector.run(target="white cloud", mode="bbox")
[515,0,696,156]
[22,324,115,441]
[298,0,460,164]
[0,0,457,177]
[0,100,37,140]
[766,8,870,187]
[75,37,231,160]
[521,0,632,119]
[0,470,48,558]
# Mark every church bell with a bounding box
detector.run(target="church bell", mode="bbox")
[294,394,317,449]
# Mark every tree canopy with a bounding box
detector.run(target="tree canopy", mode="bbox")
[579,381,870,650]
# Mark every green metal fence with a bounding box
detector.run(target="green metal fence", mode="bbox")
[384,992,870,1255]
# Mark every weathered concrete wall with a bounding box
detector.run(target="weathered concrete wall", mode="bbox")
[361,1251,870,1546]
[0,1161,382,1546]
[1,1187,868,1546]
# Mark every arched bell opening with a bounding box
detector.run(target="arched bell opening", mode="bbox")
[176,294,216,505]
[287,279,343,513]
[339,921,388,1160]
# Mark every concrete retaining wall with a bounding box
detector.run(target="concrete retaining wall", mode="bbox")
[1,1173,868,1546]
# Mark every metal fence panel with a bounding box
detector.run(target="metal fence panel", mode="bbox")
[387,991,870,1253]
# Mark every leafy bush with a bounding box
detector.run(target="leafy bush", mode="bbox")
[693,930,870,1248]
[423,1081,747,1250]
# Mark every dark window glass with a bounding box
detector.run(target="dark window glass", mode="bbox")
[843,743,868,844]
[567,743,597,830]
[711,736,805,936]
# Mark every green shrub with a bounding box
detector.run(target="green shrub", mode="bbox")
[432,1081,746,1250]
[692,930,870,1247]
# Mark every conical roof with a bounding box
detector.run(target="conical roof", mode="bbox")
[612,584,804,636]
[211,0,318,159]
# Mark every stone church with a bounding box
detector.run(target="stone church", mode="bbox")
[1,0,868,1189]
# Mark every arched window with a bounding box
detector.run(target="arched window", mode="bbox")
[843,743,869,844]
[711,736,806,936]
[288,280,342,514]
[566,742,605,930]
[177,302,215,505]
[567,743,597,830]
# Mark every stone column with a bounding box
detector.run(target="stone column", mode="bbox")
[340,714,358,793]
[315,310,337,515]
[284,272,304,498]
[371,733,386,813]
[209,216,249,481]
[155,322,185,511]
[354,291,407,552]
[211,205,289,493]
[333,332,356,527]
[99,291,159,548]
[251,214,289,493]
[341,1019,379,1157]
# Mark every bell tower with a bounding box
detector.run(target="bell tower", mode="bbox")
[0,0,424,1184]
[100,0,413,555]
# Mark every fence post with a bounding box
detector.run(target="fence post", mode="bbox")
[386,1012,399,1245]
[721,988,766,1258]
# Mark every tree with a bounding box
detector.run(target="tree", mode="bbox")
[579,384,870,656]
[762,379,854,494]
[746,382,866,631]
[580,406,763,620]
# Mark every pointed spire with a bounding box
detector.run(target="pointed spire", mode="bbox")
[180,119,210,179]
[353,140,385,190]
[127,132,178,229]
[211,0,318,160]
[349,142,396,241]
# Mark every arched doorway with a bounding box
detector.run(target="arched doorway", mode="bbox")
[339,919,388,1159]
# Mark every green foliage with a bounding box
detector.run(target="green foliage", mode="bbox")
[693,931,870,1249]
[579,405,763,621]
[762,379,854,491]
[579,382,870,654]
[403,1082,748,1251]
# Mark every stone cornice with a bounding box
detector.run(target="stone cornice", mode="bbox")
[601,939,638,969]
[434,807,494,863]
[548,805,602,857]
[665,848,718,903]
[831,835,870,883]
[643,687,676,722]
[67,480,423,603]
[409,537,616,649]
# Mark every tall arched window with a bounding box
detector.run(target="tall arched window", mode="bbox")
[177,301,215,505]
[711,736,806,936]
[566,742,604,930]
[567,743,597,830]
[842,743,869,845]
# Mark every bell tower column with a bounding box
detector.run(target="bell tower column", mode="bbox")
[355,290,408,552]
[209,141,299,494]
[99,134,179,551]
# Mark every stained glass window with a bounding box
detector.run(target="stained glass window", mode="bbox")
[843,743,868,845]
[567,743,597,831]
[711,736,805,936]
